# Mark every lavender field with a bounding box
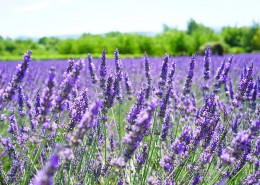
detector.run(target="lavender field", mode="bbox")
[0,48,260,185]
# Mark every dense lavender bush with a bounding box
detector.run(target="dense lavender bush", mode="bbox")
[0,48,259,185]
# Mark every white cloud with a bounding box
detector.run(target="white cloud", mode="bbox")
[14,1,52,12]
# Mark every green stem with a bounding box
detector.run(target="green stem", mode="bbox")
[118,103,122,153]
[141,108,158,184]
[22,132,47,185]
[201,110,234,184]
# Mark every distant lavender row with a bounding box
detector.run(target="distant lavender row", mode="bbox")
[1,53,259,99]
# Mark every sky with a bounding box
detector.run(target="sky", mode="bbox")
[0,0,259,38]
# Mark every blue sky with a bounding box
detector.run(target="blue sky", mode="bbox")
[0,0,259,38]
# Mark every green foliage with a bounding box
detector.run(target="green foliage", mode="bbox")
[0,20,260,59]
[221,23,260,52]
[187,19,220,51]
[252,28,260,50]
[39,37,59,51]
[156,30,195,55]
[199,42,226,55]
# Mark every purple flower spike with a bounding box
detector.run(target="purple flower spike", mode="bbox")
[70,101,101,147]
[183,54,196,95]
[123,99,157,162]
[157,53,169,98]
[2,50,32,103]
[99,49,107,90]
[34,148,61,185]
[144,52,152,99]
[88,54,98,84]
[203,46,211,81]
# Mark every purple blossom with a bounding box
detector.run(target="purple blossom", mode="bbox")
[144,52,152,99]
[88,54,98,84]
[219,56,233,84]
[167,60,176,88]
[34,150,60,185]
[70,101,101,147]
[52,59,84,112]
[136,143,148,171]
[160,155,174,172]
[160,111,171,141]
[157,53,169,98]
[192,173,201,185]
[126,89,145,128]
[1,50,32,103]
[99,49,107,90]
[220,151,235,165]
[183,55,196,95]
[124,73,132,99]
[203,46,211,81]
[215,58,226,81]
[123,99,157,162]
[40,67,57,118]
[158,86,172,118]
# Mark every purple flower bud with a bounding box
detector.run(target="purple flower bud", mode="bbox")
[192,173,201,185]
[123,99,157,162]
[65,57,75,75]
[136,143,148,171]
[144,52,152,99]
[203,46,211,80]
[220,151,235,165]
[124,73,132,99]
[255,136,260,155]
[215,58,226,81]
[113,71,123,103]
[114,49,123,79]
[2,50,32,103]
[99,49,107,90]
[34,149,60,185]
[70,101,101,147]
[157,53,169,98]
[219,56,233,84]
[52,59,84,112]
[126,89,145,127]
[88,54,98,84]
[183,55,196,95]
[41,67,56,119]
[160,155,174,172]
[167,60,176,88]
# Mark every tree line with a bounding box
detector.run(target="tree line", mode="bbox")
[0,19,260,57]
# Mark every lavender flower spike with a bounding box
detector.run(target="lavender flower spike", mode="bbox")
[124,72,133,99]
[70,101,101,147]
[34,147,61,185]
[123,99,157,162]
[99,49,107,90]
[167,60,176,88]
[88,54,98,84]
[52,59,84,112]
[215,58,226,81]
[114,48,123,79]
[183,54,196,95]
[219,56,233,84]
[41,67,57,118]
[157,53,169,98]
[203,46,211,81]
[2,50,32,102]
[144,52,152,99]
[64,57,75,76]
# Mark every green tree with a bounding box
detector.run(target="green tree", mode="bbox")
[57,39,74,54]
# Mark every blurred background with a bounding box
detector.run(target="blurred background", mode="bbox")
[0,0,260,59]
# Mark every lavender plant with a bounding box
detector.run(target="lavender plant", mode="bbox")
[0,49,259,185]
